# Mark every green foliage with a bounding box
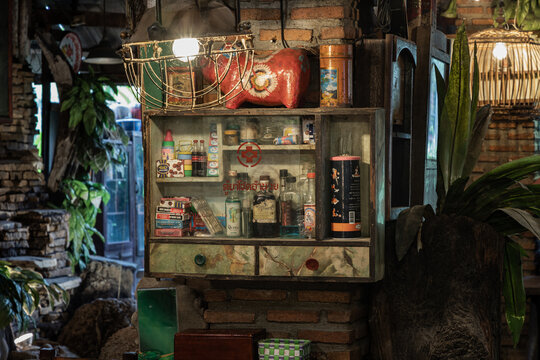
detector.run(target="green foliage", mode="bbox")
[59,179,110,272]
[396,25,539,347]
[0,261,68,329]
[60,68,128,173]
[492,0,540,29]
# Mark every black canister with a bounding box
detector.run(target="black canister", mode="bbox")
[331,155,361,238]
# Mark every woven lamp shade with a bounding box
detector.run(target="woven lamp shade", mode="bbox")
[469,28,540,109]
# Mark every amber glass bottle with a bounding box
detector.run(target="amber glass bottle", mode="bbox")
[252,175,279,237]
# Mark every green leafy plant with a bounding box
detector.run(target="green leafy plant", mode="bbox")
[493,0,540,30]
[0,261,68,330]
[396,25,540,346]
[58,68,126,271]
[60,68,128,175]
[60,179,110,272]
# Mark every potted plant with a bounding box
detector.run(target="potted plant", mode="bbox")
[0,261,67,359]
[370,26,540,359]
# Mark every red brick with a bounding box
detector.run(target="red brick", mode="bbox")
[484,133,500,140]
[204,289,227,302]
[455,19,464,26]
[241,8,280,21]
[521,121,535,128]
[290,6,349,20]
[267,310,320,323]
[259,29,313,42]
[203,310,255,323]
[457,6,484,14]
[515,237,535,250]
[327,308,361,323]
[488,145,519,152]
[297,329,354,344]
[477,154,504,163]
[326,350,360,360]
[266,331,292,339]
[520,144,535,152]
[320,26,357,40]
[472,18,495,25]
[298,290,351,303]
[508,132,534,140]
[489,122,517,129]
[233,289,287,301]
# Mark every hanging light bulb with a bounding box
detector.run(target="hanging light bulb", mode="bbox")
[492,42,508,60]
[172,38,200,61]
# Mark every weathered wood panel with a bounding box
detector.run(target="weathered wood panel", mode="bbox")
[259,246,369,277]
[149,243,255,275]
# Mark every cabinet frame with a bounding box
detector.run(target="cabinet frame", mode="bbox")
[143,107,386,282]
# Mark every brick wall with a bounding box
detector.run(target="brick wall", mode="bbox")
[240,0,361,53]
[197,282,370,359]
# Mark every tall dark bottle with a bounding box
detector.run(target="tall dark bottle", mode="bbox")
[252,175,279,237]
[191,140,200,176]
[198,139,207,177]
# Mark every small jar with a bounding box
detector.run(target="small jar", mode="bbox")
[224,130,239,145]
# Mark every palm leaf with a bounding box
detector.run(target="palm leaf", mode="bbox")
[503,240,526,347]
[470,42,480,130]
[438,26,472,193]
[462,105,492,178]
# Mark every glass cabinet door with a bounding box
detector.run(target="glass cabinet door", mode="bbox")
[145,108,385,281]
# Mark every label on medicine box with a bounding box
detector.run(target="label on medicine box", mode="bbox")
[155,212,190,221]
[157,159,184,178]
[159,198,191,209]
[155,219,191,229]
[154,228,188,237]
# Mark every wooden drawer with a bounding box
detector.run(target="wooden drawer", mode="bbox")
[149,243,255,276]
[259,246,369,278]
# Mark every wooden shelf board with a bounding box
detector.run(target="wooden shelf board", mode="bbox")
[222,144,316,151]
[149,236,372,247]
[146,107,383,118]
[155,177,222,183]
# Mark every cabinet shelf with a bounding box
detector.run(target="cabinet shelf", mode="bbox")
[156,176,223,183]
[150,236,371,246]
[222,144,315,151]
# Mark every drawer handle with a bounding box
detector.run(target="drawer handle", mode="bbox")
[194,254,206,266]
[305,258,319,271]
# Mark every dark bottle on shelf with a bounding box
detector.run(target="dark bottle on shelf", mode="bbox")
[253,175,279,237]
[191,139,200,176]
[198,139,207,177]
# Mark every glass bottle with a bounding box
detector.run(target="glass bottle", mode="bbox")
[260,126,275,145]
[225,170,241,237]
[303,172,316,238]
[238,172,253,238]
[191,140,200,177]
[199,139,207,177]
[280,176,301,237]
[252,175,279,238]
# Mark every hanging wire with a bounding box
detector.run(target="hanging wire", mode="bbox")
[280,0,289,48]
[375,0,391,33]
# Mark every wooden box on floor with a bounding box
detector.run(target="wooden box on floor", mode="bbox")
[174,329,266,360]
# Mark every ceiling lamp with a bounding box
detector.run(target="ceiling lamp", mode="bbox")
[119,0,254,110]
[470,28,540,109]
[84,0,122,65]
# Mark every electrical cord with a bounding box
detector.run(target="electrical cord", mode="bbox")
[375,0,391,33]
[280,0,289,48]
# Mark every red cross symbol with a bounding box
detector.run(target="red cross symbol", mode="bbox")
[237,142,262,167]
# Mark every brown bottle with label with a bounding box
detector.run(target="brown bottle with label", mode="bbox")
[252,175,279,237]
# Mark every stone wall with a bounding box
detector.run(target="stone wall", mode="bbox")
[0,59,79,340]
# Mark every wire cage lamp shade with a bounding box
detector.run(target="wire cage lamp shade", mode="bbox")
[469,28,540,109]
[119,34,255,110]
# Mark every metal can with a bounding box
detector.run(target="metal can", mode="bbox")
[330,155,361,238]
[320,44,353,107]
